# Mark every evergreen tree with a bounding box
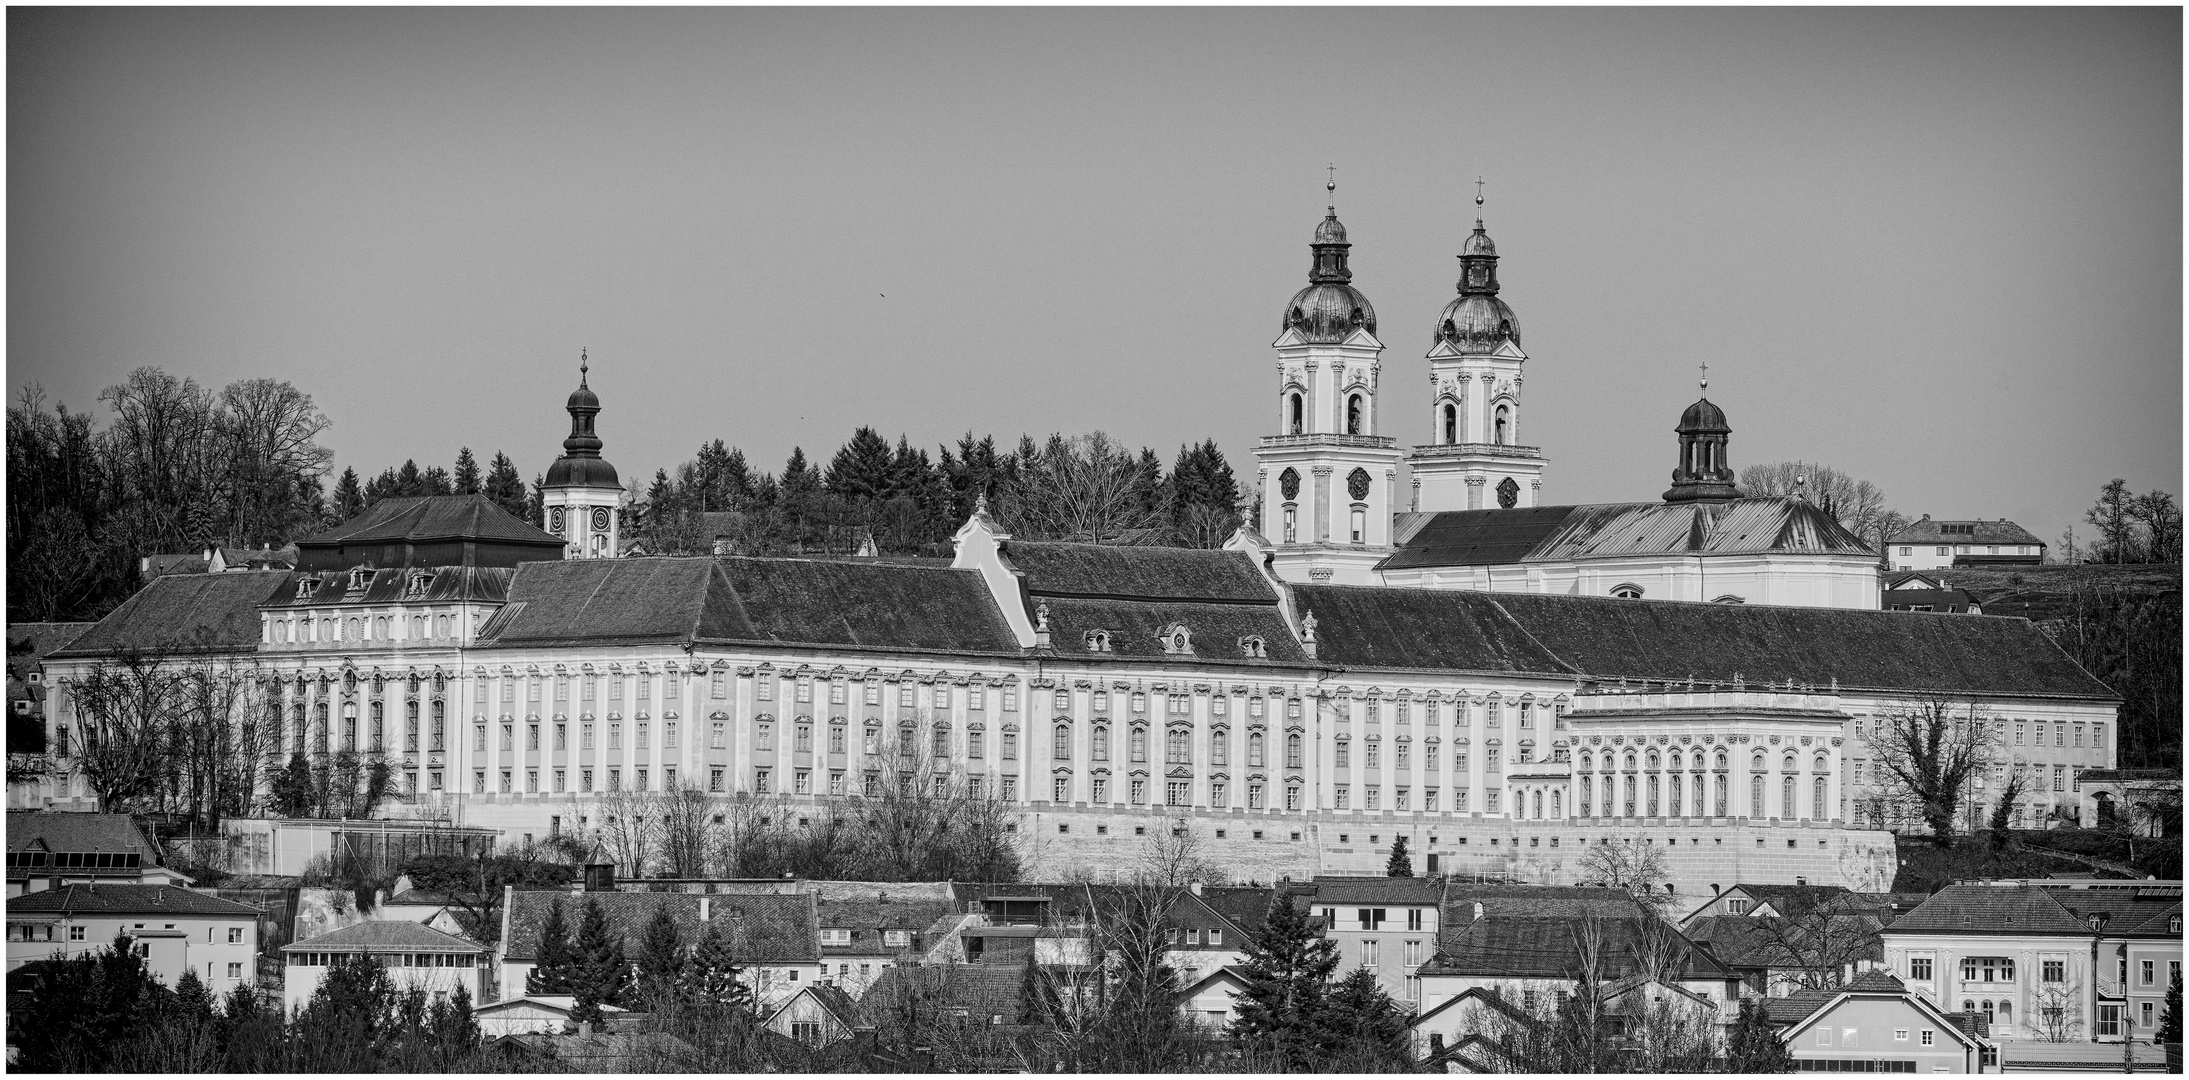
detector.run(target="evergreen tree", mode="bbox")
[484,452,527,519]
[527,473,546,527]
[2159,969,2182,1045]
[427,982,481,1064]
[569,898,628,1023]
[395,460,424,496]
[1230,888,1340,1069]
[526,900,576,996]
[270,753,316,818]
[420,465,453,496]
[451,448,482,495]
[332,467,365,521]
[1320,967,1414,1068]
[1386,835,1413,878]
[1725,994,1796,1072]
[174,967,216,1023]
[636,906,685,1002]
[826,427,897,501]
[363,466,401,507]
[675,919,753,1012]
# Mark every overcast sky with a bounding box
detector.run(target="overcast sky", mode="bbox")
[10,8,2180,549]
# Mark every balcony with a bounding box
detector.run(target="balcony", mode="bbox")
[1407,442,1543,461]
[1259,433,1398,451]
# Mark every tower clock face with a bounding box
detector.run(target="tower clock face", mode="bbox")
[549,507,565,532]
[592,507,611,531]
[1497,477,1520,509]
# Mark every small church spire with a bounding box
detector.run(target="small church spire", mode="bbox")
[580,347,589,388]
[1327,163,1337,212]
[1700,361,1708,393]
[1474,176,1485,227]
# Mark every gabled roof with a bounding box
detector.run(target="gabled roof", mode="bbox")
[767,983,862,1029]
[476,557,1021,656]
[1002,541,1305,665]
[1436,884,1651,921]
[1887,519,2045,546]
[1882,588,1981,612]
[7,624,97,671]
[286,919,485,952]
[1306,876,1446,905]
[50,572,287,658]
[1884,884,2087,936]
[8,883,260,917]
[1767,971,1982,1048]
[1196,886,1286,937]
[1288,583,1573,675]
[1422,915,1732,982]
[858,963,1026,1025]
[502,891,819,964]
[263,565,512,608]
[1383,497,1873,571]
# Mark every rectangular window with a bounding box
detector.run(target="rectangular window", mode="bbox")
[829,681,847,705]
[1486,790,1500,813]
[1001,777,1016,800]
[1092,778,1108,803]
[1248,782,1264,809]
[1001,732,1018,760]
[900,686,916,708]
[865,683,881,706]
[969,731,984,758]
[756,674,773,701]
[582,723,595,749]
[755,768,771,794]
[711,670,727,698]
[553,769,566,793]
[1335,786,1349,809]
[2054,765,2065,791]
[636,767,649,790]
[795,770,810,795]
[1130,779,1146,805]
[1054,777,1070,803]
[579,769,592,792]
[1167,781,1189,806]
[1425,789,1438,812]
[664,721,678,748]
[1909,957,1933,981]
[1002,687,1017,711]
[525,769,538,793]
[2143,960,2155,985]
[637,722,650,750]
[968,686,983,710]
[710,721,726,749]
[607,768,620,792]
[794,680,811,703]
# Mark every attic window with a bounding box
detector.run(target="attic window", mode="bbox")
[1611,584,1645,600]
[1238,635,1267,659]
[1160,625,1194,656]
[1083,630,1112,653]
[348,568,365,591]
[296,577,315,599]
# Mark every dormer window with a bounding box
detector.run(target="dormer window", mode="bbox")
[1238,636,1267,659]
[1161,627,1193,655]
[1083,630,1112,653]
[347,568,366,592]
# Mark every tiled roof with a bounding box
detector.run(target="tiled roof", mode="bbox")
[7,624,96,672]
[1887,519,2045,547]
[1885,884,2087,936]
[8,883,259,917]
[1038,597,1308,664]
[1765,984,1837,1026]
[476,557,1021,656]
[1383,497,1874,571]
[1739,884,1860,917]
[1288,583,1574,675]
[1480,590,2116,699]
[502,891,818,964]
[295,494,563,548]
[262,565,512,609]
[1683,914,1883,969]
[1422,915,1731,982]
[1306,876,1446,905]
[286,919,485,952]
[1438,884,1649,921]
[859,963,1026,1024]
[1196,886,1286,936]
[51,572,287,658]
[2034,884,2183,936]
[7,812,166,863]
[1003,542,1277,602]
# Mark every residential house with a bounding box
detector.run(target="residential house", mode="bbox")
[1415,910,1742,1025]
[5,623,93,809]
[6,883,263,999]
[1301,875,1445,1008]
[1885,518,2045,571]
[1180,965,1254,1029]
[815,896,957,995]
[472,994,620,1037]
[1879,880,2183,1049]
[376,886,470,936]
[1881,572,1984,615]
[1767,970,1992,1073]
[497,888,821,1002]
[281,919,488,1013]
[2075,769,2182,836]
[764,982,864,1048]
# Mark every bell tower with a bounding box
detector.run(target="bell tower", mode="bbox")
[542,351,623,558]
[1404,184,1548,512]
[1252,176,1404,585]
[1663,368,1741,504]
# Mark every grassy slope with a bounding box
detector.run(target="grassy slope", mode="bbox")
[1923,563,2183,623]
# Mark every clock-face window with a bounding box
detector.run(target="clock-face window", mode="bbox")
[592,507,611,531]
[1279,468,1300,501]
[550,507,566,532]
[1497,476,1520,508]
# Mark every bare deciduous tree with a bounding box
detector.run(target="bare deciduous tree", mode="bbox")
[1578,839,1674,915]
[1738,460,1894,546]
[1010,432,1164,545]
[1866,697,1996,847]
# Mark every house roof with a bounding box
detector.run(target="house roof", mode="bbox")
[2076,768,2182,785]
[2033,883,2184,936]
[8,883,260,918]
[1887,519,2045,547]
[7,812,166,863]
[1882,588,1980,611]
[1306,876,1446,905]
[1683,914,1884,970]
[501,891,819,964]
[859,963,1026,1024]
[262,564,513,609]
[1196,886,1287,936]
[286,919,485,953]
[1000,541,1305,665]
[1383,497,1874,571]
[1288,583,1574,675]
[767,983,862,1029]
[1421,915,1732,982]
[1035,597,1309,664]
[7,624,96,672]
[1436,884,1650,921]
[475,557,1021,656]
[50,572,288,658]
[1885,884,2088,936]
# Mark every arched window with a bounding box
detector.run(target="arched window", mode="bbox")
[1668,773,1682,816]
[1814,776,1829,820]
[1166,729,1190,764]
[1783,774,1797,818]
[932,724,950,757]
[1347,394,1364,435]
[1532,790,1543,818]
[1285,732,1304,769]
[1494,404,1509,445]
[1443,403,1458,444]
[1623,775,1637,817]
[1580,775,1594,817]
[1350,506,1366,544]
[1053,724,1071,761]
[1715,773,1728,816]
[1551,789,1562,819]
[1715,750,1728,770]
[1248,730,1265,767]
[1092,725,1110,761]
[1624,751,1637,771]
[1647,774,1660,817]
[1611,584,1645,600]
[1130,727,1147,763]
[1289,393,1303,435]
[1646,750,1660,771]
[1282,504,1297,543]
[1750,775,1764,817]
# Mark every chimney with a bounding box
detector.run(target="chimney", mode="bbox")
[1472,901,1484,921]
[699,896,710,923]
[1189,882,1203,896]
[583,862,615,892]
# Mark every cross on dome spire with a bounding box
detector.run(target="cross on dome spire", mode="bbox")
[1327,163,1337,211]
[1700,361,1709,392]
[580,347,589,388]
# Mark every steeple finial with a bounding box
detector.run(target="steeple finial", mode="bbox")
[1474,176,1485,227]
[1699,361,1708,393]
[580,348,589,388]
[1326,163,1337,212]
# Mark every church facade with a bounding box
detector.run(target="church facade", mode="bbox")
[28,201,2121,895]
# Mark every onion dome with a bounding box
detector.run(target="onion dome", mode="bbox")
[545,353,621,490]
[1432,219,1519,351]
[1282,208,1377,343]
[1678,396,1730,434]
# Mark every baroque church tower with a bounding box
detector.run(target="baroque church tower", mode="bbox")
[1251,182,1404,585]
[542,353,622,558]
[1404,193,1548,512]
